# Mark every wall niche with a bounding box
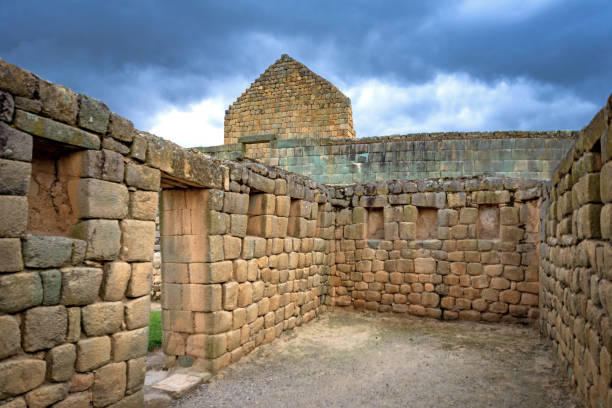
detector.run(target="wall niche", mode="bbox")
[477,205,500,239]
[416,208,438,240]
[367,208,384,240]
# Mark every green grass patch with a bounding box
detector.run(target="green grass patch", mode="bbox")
[149,310,162,351]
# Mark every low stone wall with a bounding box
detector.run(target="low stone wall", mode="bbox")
[328,176,542,322]
[201,131,577,183]
[159,160,334,373]
[540,96,612,407]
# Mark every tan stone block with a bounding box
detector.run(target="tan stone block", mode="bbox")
[414,258,435,274]
[68,178,128,220]
[125,295,150,330]
[199,311,232,334]
[248,193,276,215]
[127,262,152,297]
[112,327,148,361]
[0,195,27,237]
[238,282,253,307]
[399,222,416,240]
[499,290,521,304]
[276,196,291,217]
[120,220,155,261]
[223,192,249,215]
[471,275,489,289]
[67,307,81,342]
[47,343,76,382]
[40,81,78,123]
[25,383,68,408]
[162,263,188,283]
[93,362,126,407]
[72,220,121,261]
[52,392,90,408]
[23,305,67,352]
[82,302,123,336]
[460,208,478,224]
[77,336,111,372]
[230,214,248,237]
[59,267,102,306]
[186,334,227,359]
[481,288,499,301]
[162,331,185,356]
[0,238,24,272]
[126,357,146,394]
[0,359,46,399]
[484,264,503,277]
[602,204,612,239]
[129,191,158,221]
[189,261,232,284]
[184,284,222,312]
[102,262,131,301]
[125,162,160,191]
[233,308,246,329]
[491,277,510,290]
[500,226,524,243]
[577,204,602,239]
[0,315,20,359]
[224,236,242,259]
[500,206,519,225]
[161,235,209,263]
[447,192,466,208]
[601,162,612,203]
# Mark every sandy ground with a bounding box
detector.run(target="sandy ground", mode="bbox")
[172,309,579,408]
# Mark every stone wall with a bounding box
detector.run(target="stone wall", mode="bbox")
[328,176,542,322]
[159,160,334,373]
[201,131,576,183]
[223,54,355,145]
[540,95,612,407]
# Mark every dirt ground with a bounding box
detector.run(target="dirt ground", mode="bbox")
[173,309,579,408]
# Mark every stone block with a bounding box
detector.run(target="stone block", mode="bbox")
[72,220,121,261]
[460,208,478,224]
[120,220,155,261]
[0,122,32,162]
[60,267,103,306]
[111,327,148,361]
[500,206,519,225]
[69,373,94,392]
[46,343,76,382]
[125,162,160,191]
[472,191,510,204]
[248,173,275,193]
[23,306,68,352]
[577,204,602,239]
[602,162,612,203]
[499,289,521,304]
[40,81,78,124]
[102,262,130,301]
[23,235,73,268]
[108,113,135,142]
[14,96,41,113]
[276,196,291,217]
[0,238,24,272]
[67,307,81,342]
[602,205,612,239]
[0,60,38,98]
[59,149,124,182]
[186,334,227,359]
[576,173,601,204]
[13,110,99,149]
[67,178,128,219]
[199,311,233,334]
[78,94,110,133]
[24,383,69,408]
[52,392,90,408]
[223,192,249,214]
[223,235,242,260]
[126,357,146,394]
[230,214,248,237]
[0,315,20,359]
[0,359,46,399]
[93,362,126,408]
[82,302,124,336]
[0,90,13,122]
[152,373,202,399]
[0,398,26,408]
[40,269,61,305]
[129,191,158,221]
[0,195,26,237]
[447,192,466,207]
[0,271,42,313]
[238,282,253,307]
[248,193,276,215]
[223,282,239,311]
[500,226,524,243]
[125,295,150,330]
[414,258,436,274]
[77,336,111,372]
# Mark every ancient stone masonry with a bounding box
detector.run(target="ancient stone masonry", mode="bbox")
[329,176,543,322]
[540,96,612,407]
[223,54,355,145]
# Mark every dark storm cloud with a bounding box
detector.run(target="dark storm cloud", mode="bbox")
[1,0,610,134]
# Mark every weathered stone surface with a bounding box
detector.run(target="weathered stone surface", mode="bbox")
[129,191,158,220]
[108,113,135,142]
[66,307,81,342]
[93,362,126,408]
[47,343,76,382]
[125,295,150,330]
[0,158,30,195]
[0,358,46,399]
[102,262,130,301]
[186,333,227,359]
[78,94,110,133]
[0,397,26,408]
[126,357,146,394]
[152,373,203,399]
[59,149,124,183]
[40,81,78,124]
[69,372,94,392]
[60,267,103,306]
[13,110,100,149]
[72,220,121,260]
[126,262,152,297]
[77,336,111,372]
[51,391,90,408]
[0,315,20,359]
[111,327,148,362]
[40,269,61,305]
[14,96,41,113]
[102,137,130,155]
[0,271,42,312]
[130,134,147,161]
[602,162,612,203]
[0,121,32,161]
[82,302,124,336]
[125,162,160,191]
[25,383,69,408]
[23,305,67,351]
[0,238,24,272]
[0,90,13,122]
[67,178,129,219]
[120,220,155,261]
[23,235,73,268]
[0,60,38,98]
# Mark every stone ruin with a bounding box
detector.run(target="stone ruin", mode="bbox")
[0,53,610,407]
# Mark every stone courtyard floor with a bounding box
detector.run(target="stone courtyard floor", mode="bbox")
[171,309,579,408]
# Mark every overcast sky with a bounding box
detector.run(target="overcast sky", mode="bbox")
[1,0,610,147]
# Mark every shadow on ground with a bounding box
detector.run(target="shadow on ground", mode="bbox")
[173,309,578,408]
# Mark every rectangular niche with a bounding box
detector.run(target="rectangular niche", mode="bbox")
[416,208,438,240]
[287,199,300,237]
[27,140,78,236]
[367,208,384,240]
[477,205,500,239]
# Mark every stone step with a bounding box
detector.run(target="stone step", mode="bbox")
[152,373,205,399]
